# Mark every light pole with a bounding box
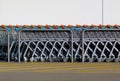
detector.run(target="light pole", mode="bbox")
[102,0,104,25]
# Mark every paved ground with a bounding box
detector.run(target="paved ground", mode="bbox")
[0,62,120,81]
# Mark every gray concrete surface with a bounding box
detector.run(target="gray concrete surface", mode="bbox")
[0,72,120,81]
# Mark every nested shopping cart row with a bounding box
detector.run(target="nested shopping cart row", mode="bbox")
[0,25,120,62]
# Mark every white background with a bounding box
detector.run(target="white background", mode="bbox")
[0,0,119,25]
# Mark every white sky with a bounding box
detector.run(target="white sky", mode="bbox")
[0,0,120,25]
